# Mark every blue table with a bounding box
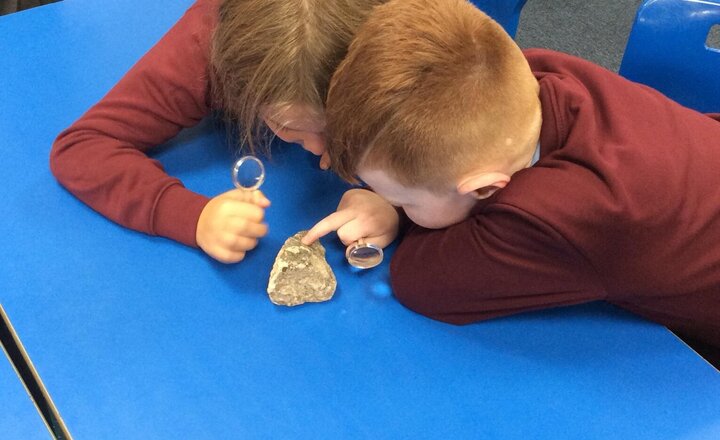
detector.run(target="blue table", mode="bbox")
[2,0,719,438]
[1,338,49,439]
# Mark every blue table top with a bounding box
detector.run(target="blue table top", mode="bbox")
[0,342,48,439]
[1,0,719,438]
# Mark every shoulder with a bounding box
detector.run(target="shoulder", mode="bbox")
[523,48,613,80]
[155,0,220,68]
[177,0,220,46]
[189,0,220,16]
[523,48,640,111]
[494,166,610,224]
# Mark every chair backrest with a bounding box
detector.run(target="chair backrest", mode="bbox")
[469,0,528,37]
[619,0,720,113]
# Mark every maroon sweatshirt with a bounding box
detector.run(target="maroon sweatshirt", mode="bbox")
[391,49,720,362]
[50,0,218,247]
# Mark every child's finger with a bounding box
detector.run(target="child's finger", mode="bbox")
[227,236,259,252]
[302,210,355,245]
[336,221,366,246]
[226,202,265,223]
[223,188,270,207]
[252,190,271,207]
[229,219,268,238]
[362,233,394,250]
[211,249,247,264]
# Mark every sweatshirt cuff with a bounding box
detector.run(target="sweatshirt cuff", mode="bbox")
[152,184,210,247]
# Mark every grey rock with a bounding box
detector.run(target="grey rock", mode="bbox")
[267,231,337,306]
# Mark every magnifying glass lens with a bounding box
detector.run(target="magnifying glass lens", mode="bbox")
[232,156,265,190]
[346,242,384,269]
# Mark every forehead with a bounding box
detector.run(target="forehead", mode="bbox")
[358,168,437,201]
[263,104,325,130]
[358,168,402,190]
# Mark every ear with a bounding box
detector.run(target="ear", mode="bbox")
[456,172,511,200]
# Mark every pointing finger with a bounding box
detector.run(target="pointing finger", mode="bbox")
[302,210,355,245]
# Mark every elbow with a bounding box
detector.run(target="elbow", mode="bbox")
[49,130,74,184]
[389,238,490,326]
[391,278,441,321]
[391,270,486,326]
[391,275,470,326]
[49,141,60,180]
[390,252,465,325]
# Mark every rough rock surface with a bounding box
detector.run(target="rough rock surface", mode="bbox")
[267,231,336,306]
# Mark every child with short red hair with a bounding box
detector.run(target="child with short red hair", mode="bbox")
[304,0,720,367]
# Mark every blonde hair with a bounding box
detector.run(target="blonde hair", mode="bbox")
[210,0,387,153]
[325,0,540,189]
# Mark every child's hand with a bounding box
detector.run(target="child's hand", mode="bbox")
[302,188,399,248]
[196,189,270,263]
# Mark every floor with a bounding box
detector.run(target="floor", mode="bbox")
[516,0,644,72]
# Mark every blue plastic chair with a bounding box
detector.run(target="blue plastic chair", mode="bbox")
[619,0,720,113]
[469,0,528,37]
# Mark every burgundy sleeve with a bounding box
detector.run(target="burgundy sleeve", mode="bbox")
[50,0,216,247]
[390,204,606,325]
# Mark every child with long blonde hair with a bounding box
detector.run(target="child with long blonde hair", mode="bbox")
[50,0,386,263]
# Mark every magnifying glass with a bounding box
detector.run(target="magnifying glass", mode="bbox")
[346,239,384,269]
[232,155,265,190]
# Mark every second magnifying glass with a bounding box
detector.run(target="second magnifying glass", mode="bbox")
[346,239,384,269]
[232,155,265,191]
